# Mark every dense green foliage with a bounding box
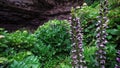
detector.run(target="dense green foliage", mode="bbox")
[35,20,70,53]
[10,56,41,68]
[0,20,70,68]
[0,1,120,68]
[74,3,120,47]
[32,20,71,67]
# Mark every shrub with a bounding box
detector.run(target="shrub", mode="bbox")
[0,30,36,67]
[35,20,71,55]
[31,41,55,62]
[0,30,36,53]
[7,30,36,50]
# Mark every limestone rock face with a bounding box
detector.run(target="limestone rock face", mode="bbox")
[0,0,84,31]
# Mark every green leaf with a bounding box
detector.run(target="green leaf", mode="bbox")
[10,56,41,68]
[107,29,120,35]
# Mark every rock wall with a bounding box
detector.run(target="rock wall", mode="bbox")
[0,0,84,31]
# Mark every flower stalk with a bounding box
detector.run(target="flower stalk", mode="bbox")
[96,0,109,68]
[69,9,87,68]
[115,50,120,68]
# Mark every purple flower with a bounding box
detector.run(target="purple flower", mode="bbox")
[96,0,109,68]
[115,50,120,68]
[115,65,120,68]
[117,50,120,55]
[116,58,120,63]
[69,16,87,68]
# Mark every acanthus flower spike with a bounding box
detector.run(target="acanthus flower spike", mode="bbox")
[69,10,87,68]
[95,0,109,68]
[115,50,120,68]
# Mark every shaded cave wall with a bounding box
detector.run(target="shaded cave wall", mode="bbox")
[0,0,84,31]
